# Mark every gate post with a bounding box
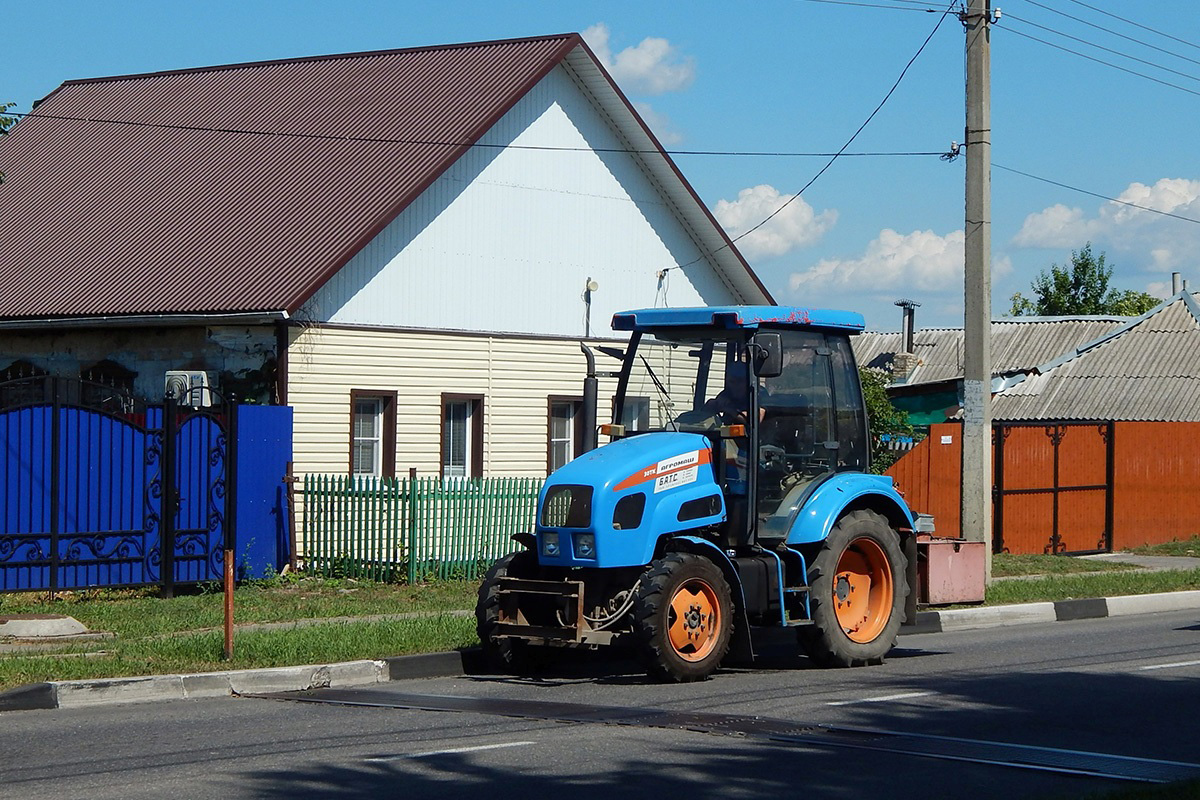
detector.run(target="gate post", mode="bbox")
[49,377,62,594]
[161,394,178,598]
[992,423,1005,554]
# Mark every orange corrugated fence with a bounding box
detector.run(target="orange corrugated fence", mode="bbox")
[885,421,1200,554]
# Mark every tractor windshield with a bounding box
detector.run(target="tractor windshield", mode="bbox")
[613,329,748,434]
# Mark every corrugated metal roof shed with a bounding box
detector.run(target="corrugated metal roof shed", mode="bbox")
[853,316,1129,386]
[0,35,767,321]
[991,292,1200,421]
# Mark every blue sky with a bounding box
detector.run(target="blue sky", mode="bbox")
[7,1,1199,331]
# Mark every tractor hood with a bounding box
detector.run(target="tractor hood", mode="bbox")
[553,431,714,494]
[535,432,727,569]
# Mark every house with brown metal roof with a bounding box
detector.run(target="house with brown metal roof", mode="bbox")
[0,34,770,481]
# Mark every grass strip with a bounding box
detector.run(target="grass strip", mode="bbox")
[991,554,1139,578]
[985,568,1200,605]
[0,614,477,690]
[1127,536,1200,559]
[0,577,480,638]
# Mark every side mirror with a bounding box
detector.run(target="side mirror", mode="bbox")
[751,332,783,378]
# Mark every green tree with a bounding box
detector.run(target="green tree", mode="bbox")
[1009,243,1159,317]
[860,367,914,474]
[0,102,16,185]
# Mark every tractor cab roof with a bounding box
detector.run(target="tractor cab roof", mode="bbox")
[611,305,865,333]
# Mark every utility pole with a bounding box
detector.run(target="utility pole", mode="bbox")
[963,0,993,582]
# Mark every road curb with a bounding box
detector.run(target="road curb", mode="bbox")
[4,588,1200,712]
[901,589,1200,635]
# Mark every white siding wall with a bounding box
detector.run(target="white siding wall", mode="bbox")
[289,325,629,478]
[300,64,742,337]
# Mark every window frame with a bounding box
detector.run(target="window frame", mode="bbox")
[547,395,585,475]
[441,393,484,479]
[612,394,651,430]
[349,389,397,478]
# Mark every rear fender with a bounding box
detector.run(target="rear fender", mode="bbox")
[665,536,754,663]
[785,472,916,546]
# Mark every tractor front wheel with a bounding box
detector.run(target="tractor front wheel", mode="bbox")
[633,553,733,683]
[475,550,547,674]
[798,510,907,668]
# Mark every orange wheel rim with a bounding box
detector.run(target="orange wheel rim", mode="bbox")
[832,537,894,643]
[666,578,721,661]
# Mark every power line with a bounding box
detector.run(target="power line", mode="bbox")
[795,0,942,12]
[994,163,1200,226]
[0,108,944,159]
[1000,26,1200,99]
[1064,0,1200,53]
[702,0,958,265]
[1003,13,1200,84]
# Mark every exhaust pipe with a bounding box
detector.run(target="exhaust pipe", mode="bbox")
[580,343,598,454]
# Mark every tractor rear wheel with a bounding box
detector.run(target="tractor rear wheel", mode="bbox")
[475,551,547,674]
[798,510,907,668]
[633,553,733,683]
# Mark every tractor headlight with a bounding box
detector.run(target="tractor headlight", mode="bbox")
[541,532,560,557]
[573,533,596,559]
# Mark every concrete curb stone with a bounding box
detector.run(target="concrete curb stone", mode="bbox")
[4,588,1199,713]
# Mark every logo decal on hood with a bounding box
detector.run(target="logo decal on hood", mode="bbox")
[615,448,712,492]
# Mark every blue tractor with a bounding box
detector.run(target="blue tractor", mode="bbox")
[476,306,927,682]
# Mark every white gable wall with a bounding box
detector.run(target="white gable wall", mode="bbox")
[301,63,745,336]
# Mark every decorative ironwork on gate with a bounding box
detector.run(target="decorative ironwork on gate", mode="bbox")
[0,375,235,592]
[992,420,1115,555]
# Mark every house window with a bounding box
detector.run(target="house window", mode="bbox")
[350,390,396,477]
[442,394,484,478]
[548,396,586,473]
[615,395,651,431]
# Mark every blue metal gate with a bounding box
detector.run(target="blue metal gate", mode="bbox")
[0,376,233,592]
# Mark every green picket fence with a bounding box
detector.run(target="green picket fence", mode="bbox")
[301,474,543,583]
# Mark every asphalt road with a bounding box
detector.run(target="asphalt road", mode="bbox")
[3,610,1198,800]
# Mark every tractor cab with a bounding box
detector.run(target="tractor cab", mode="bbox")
[609,307,869,549]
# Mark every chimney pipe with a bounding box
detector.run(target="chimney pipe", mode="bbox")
[1172,272,1182,294]
[894,299,921,354]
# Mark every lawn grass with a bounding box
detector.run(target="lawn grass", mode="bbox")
[0,575,481,691]
[985,568,1200,605]
[991,553,1140,578]
[1126,536,1200,559]
[0,575,479,638]
[0,614,478,690]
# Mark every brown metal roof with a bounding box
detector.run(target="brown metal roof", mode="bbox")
[0,36,595,319]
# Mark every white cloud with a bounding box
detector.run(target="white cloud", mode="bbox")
[788,229,966,292]
[633,101,682,145]
[1012,177,1200,273]
[712,185,837,260]
[583,23,695,95]
[1013,204,1096,248]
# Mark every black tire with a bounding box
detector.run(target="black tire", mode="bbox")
[633,553,734,683]
[798,510,907,668]
[475,550,545,674]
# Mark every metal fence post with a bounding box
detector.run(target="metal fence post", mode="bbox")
[161,394,177,598]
